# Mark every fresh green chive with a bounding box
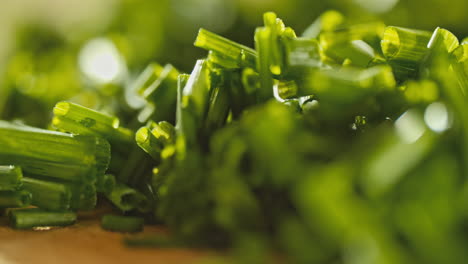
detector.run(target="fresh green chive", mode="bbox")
[381,26,432,80]
[101,214,144,232]
[136,126,163,161]
[133,63,164,96]
[0,165,23,190]
[194,28,257,69]
[97,174,116,194]
[106,183,145,212]
[0,190,31,208]
[22,177,72,211]
[9,208,76,229]
[0,122,110,183]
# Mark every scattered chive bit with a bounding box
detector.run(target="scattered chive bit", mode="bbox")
[101,214,144,233]
[4,9,468,264]
[9,208,77,229]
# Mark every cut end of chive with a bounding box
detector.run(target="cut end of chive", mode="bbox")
[53,101,71,116]
[136,127,151,144]
[381,27,400,59]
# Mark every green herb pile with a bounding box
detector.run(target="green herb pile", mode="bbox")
[2,10,468,263]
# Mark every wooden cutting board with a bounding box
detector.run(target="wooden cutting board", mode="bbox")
[0,208,211,264]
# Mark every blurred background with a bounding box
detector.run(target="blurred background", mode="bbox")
[1,0,468,126]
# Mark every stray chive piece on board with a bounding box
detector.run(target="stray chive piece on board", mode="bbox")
[9,208,77,229]
[101,214,144,233]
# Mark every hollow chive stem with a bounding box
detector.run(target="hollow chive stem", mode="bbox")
[207,51,240,69]
[101,214,144,233]
[0,121,110,183]
[136,127,163,161]
[133,63,164,96]
[54,101,119,131]
[381,26,432,79]
[0,165,23,190]
[255,27,274,102]
[97,174,116,194]
[22,177,72,211]
[106,183,144,212]
[0,190,32,208]
[9,208,76,229]
[194,28,257,69]
[204,71,231,133]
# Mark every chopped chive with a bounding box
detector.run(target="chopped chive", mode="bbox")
[283,37,321,68]
[255,27,274,101]
[101,214,144,233]
[67,182,97,211]
[296,65,396,101]
[0,165,23,190]
[151,121,176,146]
[301,10,345,38]
[0,121,110,183]
[322,40,376,67]
[97,174,116,194]
[207,51,240,69]
[194,28,257,69]
[9,208,76,229]
[182,60,211,121]
[140,64,179,122]
[276,80,299,100]
[0,190,31,208]
[133,63,164,96]
[106,183,144,212]
[381,26,432,80]
[22,177,72,211]
[451,44,468,93]
[136,126,163,160]
[204,70,231,133]
[319,22,386,49]
[263,12,285,75]
[54,101,119,132]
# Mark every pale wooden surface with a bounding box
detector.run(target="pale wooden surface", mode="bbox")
[0,210,210,264]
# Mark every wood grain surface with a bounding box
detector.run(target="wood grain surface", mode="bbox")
[0,206,212,264]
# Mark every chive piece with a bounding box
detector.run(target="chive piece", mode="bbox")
[133,63,164,96]
[9,208,76,229]
[136,127,163,160]
[67,182,97,211]
[381,26,432,79]
[97,174,116,194]
[183,60,212,121]
[276,80,299,100]
[194,28,257,69]
[283,37,321,68]
[319,22,385,48]
[255,27,274,101]
[0,122,110,183]
[54,101,119,132]
[301,10,345,38]
[451,44,468,93]
[140,64,179,122]
[263,12,285,75]
[296,65,396,101]
[106,183,143,212]
[204,70,231,133]
[101,214,144,233]
[0,190,32,208]
[22,177,72,211]
[207,51,240,69]
[0,165,23,190]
